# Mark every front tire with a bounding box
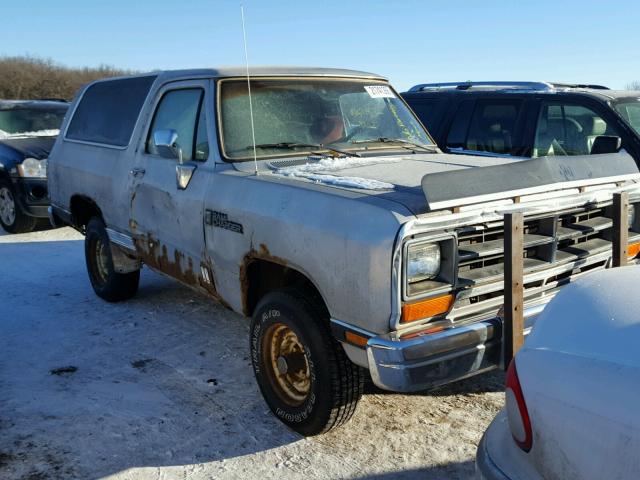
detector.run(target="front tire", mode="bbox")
[85,217,140,302]
[0,179,37,233]
[250,288,364,436]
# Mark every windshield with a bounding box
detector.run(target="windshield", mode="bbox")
[0,105,68,138]
[614,98,640,136]
[219,79,432,160]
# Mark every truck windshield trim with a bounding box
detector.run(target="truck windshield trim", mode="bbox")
[216,77,434,162]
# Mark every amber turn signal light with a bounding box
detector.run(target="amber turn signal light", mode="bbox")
[401,294,454,323]
[345,331,369,348]
[628,242,640,259]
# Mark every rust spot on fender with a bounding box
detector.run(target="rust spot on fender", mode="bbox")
[256,244,289,266]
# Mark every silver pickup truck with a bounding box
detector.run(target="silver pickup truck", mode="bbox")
[48,67,640,435]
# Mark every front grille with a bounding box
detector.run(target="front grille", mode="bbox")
[450,205,640,322]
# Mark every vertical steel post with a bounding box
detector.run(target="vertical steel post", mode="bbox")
[612,192,629,268]
[504,212,524,370]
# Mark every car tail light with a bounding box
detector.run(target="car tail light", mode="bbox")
[505,359,532,452]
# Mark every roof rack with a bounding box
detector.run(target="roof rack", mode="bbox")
[36,98,70,103]
[408,81,554,92]
[549,83,609,90]
[408,81,610,92]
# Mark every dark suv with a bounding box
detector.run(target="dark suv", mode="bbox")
[401,81,640,165]
[0,100,69,233]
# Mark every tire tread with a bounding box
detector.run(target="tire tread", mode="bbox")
[85,217,140,302]
[267,288,364,434]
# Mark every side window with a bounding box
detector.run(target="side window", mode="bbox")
[66,76,156,147]
[147,89,208,162]
[533,103,620,157]
[464,100,524,155]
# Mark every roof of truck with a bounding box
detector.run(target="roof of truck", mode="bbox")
[103,67,387,83]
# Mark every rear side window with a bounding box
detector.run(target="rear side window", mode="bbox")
[66,76,156,147]
[146,88,207,162]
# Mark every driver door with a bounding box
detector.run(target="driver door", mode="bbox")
[129,79,211,286]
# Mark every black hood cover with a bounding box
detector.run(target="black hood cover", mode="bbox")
[421,152,640,211]
[0,136,56,160]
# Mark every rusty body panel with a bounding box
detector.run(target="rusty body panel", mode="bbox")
[133,234,197,287]
[133,232,232,310]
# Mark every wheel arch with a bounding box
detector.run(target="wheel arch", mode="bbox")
[241,256,330,320]
[69,194,103,231]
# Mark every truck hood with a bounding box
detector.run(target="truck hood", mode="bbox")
[268,153,524,214]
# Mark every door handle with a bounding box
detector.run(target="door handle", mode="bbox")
[130,167,146,177]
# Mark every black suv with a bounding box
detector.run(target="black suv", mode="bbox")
[402,81,640,165]
[0,100,69,233]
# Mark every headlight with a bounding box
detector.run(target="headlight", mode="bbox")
[407,242,441,283]
[629,204,636,228]
[17,157,47,178]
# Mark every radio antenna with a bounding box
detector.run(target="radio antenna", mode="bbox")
[241,5,259,175]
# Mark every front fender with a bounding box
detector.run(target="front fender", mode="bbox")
[206,170,408,335]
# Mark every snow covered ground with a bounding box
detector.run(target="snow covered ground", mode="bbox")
[0,226,505,480]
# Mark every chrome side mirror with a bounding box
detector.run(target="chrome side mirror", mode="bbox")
[153,129,183,164]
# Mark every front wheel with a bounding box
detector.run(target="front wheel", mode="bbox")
[85,217,140,302]
[250,289,364,436]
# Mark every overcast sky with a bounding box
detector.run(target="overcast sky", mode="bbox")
[2,0,639,91]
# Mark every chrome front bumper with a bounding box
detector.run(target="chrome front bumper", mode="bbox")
[366,303,547,392]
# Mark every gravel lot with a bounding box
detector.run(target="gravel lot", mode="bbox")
[0,226,505,480]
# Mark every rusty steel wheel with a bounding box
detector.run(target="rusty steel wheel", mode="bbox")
[92,235,112,285]
[250,288,364,436]
[263,323,311,406]
[85,217,140,302]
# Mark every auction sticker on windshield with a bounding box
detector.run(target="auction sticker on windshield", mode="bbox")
[364,85,395,98]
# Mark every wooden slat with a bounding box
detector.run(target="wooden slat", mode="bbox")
[612,192,629,267]
[503,212,524,369]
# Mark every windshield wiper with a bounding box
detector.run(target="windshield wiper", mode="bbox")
[246,142,360,158]
[350,137,438,153]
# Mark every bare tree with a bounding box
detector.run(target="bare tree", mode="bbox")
[0,55,135,101]
[627,81,640,90]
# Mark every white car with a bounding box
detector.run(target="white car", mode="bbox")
[476,266,640,480]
